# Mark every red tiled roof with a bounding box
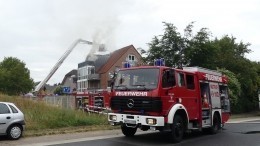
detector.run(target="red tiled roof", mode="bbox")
[97,45,135,74]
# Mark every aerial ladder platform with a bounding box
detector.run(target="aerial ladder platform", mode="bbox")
[35,39,95,93]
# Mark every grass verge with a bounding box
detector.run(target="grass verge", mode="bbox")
[0,94,118,137]
[24,125,119,137]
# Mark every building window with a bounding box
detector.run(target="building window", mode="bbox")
[127,55,137,66]
[77,82,80,91]
[78,67,87,80]
[88,66,95,74]
[128,55,135,61]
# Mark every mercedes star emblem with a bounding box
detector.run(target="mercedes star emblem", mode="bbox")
[127,99,134,108]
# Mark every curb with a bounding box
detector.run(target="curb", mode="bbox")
[227,117,260,123]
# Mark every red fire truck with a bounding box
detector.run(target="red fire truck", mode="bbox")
[108,59,231,143]
[75,90,111,112]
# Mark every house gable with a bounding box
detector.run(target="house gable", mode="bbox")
[98,45,142,89]
[97,45,142,74]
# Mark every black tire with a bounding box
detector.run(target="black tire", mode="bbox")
[170,115,184,143]
[7,125,23,140]
[210,114,221,134]
[121,124,137,137]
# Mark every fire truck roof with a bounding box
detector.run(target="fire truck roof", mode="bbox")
[182,67,222,76]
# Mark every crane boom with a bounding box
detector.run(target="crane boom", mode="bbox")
[35,38,93,92]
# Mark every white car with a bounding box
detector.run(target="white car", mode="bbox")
[0,102,25,140]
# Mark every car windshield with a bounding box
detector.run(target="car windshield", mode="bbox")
[114,68,159,91]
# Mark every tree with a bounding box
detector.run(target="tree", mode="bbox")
[145,22,259,113]
[253,61,260,89]
[146,22,214,68]
[212,35,251,70]
[53,86,63,95]
[0,57,34,95]
[184,27,217,69]
[212,36,257,112]
[146,22,185,68]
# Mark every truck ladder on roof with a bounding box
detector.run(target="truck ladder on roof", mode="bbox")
[182,66,222,76]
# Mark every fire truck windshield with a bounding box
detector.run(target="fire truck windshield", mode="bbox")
[114,68,159,91]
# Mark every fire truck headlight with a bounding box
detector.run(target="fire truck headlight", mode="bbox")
[109,115,117,121]
[146,118,157,125]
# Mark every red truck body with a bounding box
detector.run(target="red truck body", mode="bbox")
[108,64,230,143]
[75,90,111,112]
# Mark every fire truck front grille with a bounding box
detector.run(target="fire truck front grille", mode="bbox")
[110,96,162,112]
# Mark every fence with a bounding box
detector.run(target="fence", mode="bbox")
[42,95,111,114]
[43,95,76,109]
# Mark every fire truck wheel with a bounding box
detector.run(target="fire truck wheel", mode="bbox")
[210,114,221,134]
[170,115,184,143]
[121,124,137,137]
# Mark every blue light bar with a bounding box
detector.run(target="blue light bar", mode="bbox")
[154,58,165,66]
[123,62,131,68]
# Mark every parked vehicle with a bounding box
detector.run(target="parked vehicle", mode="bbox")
[108,59,231,143]
[0,102,25,140]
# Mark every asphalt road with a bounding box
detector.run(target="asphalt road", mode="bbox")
[50,120,260,146]
[1,118,260,146]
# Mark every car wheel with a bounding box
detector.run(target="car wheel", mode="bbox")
[7,125,23,140]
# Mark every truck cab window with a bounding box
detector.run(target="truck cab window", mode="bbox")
[162,69,175,88]
[114,68,159,90]
[186,74,195,89]
[178,73,185,87]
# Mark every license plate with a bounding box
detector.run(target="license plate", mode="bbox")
[124,119,136,124]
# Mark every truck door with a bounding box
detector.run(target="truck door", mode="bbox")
[174,72,198,120]
[160,69,176,114]
[183,73,198,120]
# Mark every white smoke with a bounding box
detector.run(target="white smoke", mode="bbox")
[0,0,134,84]
[86,20,119,61]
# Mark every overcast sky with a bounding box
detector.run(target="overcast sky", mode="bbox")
[0,0,259,85]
